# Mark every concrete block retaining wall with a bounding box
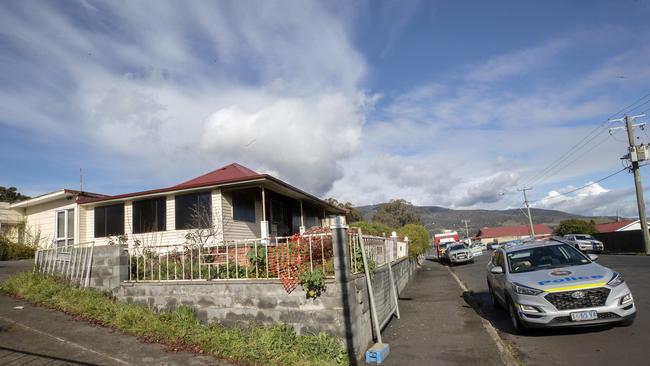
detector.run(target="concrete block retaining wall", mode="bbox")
[86,234,417,359]
[88,244,129,291]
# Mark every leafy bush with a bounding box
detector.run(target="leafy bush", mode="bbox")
[398,224,430,258]
[0,237,36,260]
[349,221,394,237]
[555,219,597,236]
[298,269,326,299]
[0,272,348,366]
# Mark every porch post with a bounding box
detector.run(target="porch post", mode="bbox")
[261,187,268,239]
[299,200,305,234]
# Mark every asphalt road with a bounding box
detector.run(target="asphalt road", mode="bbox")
[446,252,649,366]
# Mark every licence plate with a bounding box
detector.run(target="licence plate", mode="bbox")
[570,310,598,322]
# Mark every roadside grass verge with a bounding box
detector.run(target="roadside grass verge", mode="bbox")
[0,272,347,366]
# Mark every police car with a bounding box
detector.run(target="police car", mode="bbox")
[486,238,636,333]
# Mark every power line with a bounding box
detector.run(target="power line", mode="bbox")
[524,91,650,187]
[529,167,628,204]
[528,130,613,188]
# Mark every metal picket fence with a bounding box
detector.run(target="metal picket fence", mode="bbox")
[125,233,334,282]
[34,241,96,287]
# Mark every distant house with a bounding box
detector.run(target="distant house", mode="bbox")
[475,224,553,244]
[596,220,642,233]
[9,163,344,248]
[0,202,25,241]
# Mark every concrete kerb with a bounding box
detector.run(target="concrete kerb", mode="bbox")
[446,266,521,366]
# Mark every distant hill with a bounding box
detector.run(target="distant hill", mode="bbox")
[355,204,621,236]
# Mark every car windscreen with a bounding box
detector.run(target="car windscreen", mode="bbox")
[575,235,593,240]
[448,245,466,251]
[506,244,590,273]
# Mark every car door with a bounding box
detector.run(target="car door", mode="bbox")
[491,250,507,302]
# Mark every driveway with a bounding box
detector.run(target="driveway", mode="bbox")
[0,260,232,366]
[448,253,648,366]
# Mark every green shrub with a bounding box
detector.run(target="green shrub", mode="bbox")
[0,237,36,260]
[349,221,395,237]
[0,272,348,366]
[398,224,430,258]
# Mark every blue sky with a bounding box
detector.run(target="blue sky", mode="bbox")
[2,0,650,217]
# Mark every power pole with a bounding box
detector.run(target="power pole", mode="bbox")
[462,219,471,244]
[613,115,650,255]
[519,187,535,238]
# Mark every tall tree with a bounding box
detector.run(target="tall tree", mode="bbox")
[324,198,363,223]
[0,186,30,203]
[372,199,422,228]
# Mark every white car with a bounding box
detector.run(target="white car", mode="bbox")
[563,234,604,253]
[486,239,635,333]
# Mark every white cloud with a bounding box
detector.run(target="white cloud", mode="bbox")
[533,183,637,216]
[201,93,367,194]
[0,1,367,194]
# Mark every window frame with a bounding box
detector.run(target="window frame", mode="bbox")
[175,191,212,230]
[132,197,167,234]
[94,203,125,238]
[55,208,74,247]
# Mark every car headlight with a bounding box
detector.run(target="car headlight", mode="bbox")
[512,282,544,296]
[519,304,541,313]
[608,272,625,287]
[620,293,633,305]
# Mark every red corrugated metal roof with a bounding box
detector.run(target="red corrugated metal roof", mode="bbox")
[477,224,553,238]
[174,163,260,188]
[595,220,635,233]
[75,163,345,213]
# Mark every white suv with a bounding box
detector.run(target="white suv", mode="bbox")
[563,234,604,253]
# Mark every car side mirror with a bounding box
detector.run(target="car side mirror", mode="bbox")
[588,254,599,261]
[490,266,504,274]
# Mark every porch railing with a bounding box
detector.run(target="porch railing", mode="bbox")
[126,233,334,282]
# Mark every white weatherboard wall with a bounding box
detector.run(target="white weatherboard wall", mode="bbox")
[83,189,224,248]
[23,197,76,248]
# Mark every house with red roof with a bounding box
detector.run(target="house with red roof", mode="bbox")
[595,220,640,233]
[475,223,553,244]
[9,163,344,248]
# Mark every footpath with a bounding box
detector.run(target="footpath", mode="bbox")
[380,259,505,365]
[0,260,232,366]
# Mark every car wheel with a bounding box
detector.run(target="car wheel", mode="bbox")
[507,298,527,335]
[488,282,502,310]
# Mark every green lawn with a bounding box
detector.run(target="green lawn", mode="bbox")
[0,272,347,366]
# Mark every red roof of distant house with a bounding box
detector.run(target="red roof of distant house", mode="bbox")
[477,224,553,238]
[174,163,261,188]
[595,220,635,233]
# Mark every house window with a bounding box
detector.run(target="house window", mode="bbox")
[233,192,256,223]
[94,203,125,238]
[55,209,74,246]
[175,192,212,229]
[132,197,166,234]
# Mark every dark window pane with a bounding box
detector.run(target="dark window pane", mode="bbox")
[94,207,106,238]
[94,203,124,237]
[233,192,255,223]
[133,197,166,233]
[57,211,65,238]
[67,209,74,238]
[175,192,212,229]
